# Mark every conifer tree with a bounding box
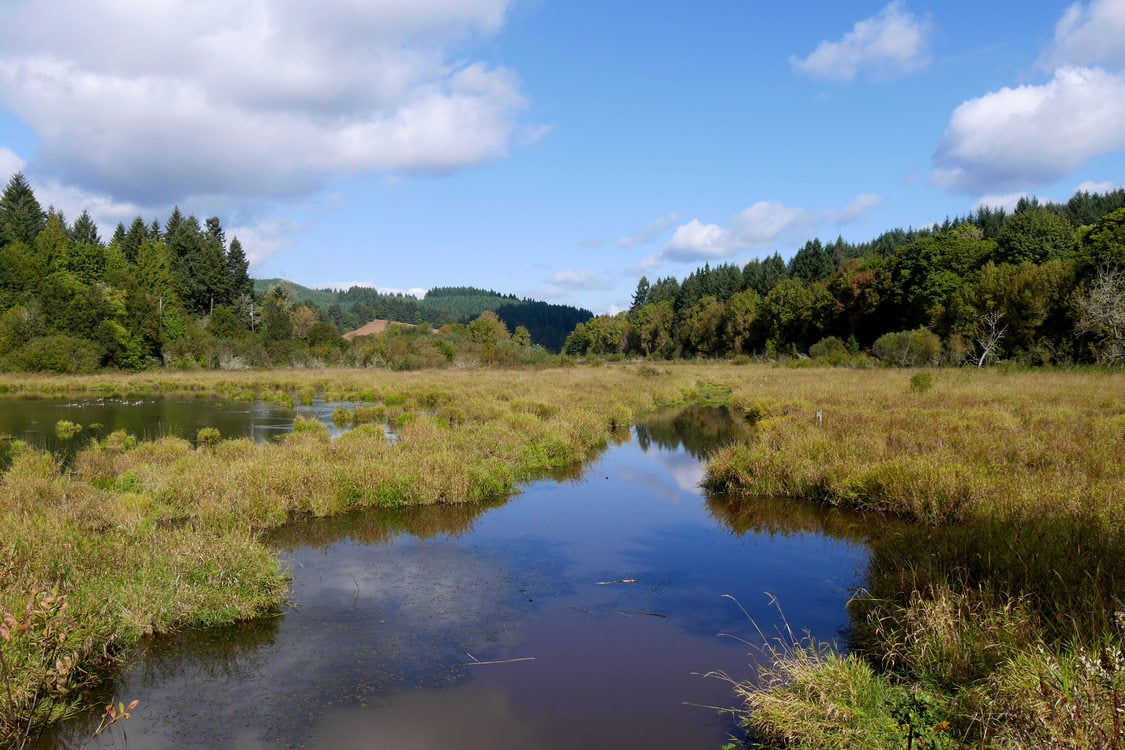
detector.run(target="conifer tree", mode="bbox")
[226,237,252,299]
[0,172,47,248]
[71,210,102,247]
[120,216,148,263]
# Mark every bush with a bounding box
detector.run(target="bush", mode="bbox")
[196,427,221,448]
[10,335,100,374]
[873,329,942,367]
[809,336,850,365]
[910,371,934,394]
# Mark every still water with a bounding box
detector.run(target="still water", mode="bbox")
[0,395,352,467]
[39,405,873,749]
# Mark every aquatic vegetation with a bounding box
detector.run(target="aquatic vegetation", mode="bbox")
[0,364,707,740]
[53,420,81,437]
[705,367,1125,747]
[2,363,1122,745]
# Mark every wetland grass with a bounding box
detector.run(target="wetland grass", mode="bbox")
[702,367,1125,747]
[2,364,1122,745]
[0,365,695,740]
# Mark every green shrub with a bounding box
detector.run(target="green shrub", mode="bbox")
[12,335,100,374]
[910,371,934,394]
[873,329,942,367]
[196,427,221,448]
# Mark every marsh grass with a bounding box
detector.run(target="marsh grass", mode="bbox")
[704,367,1125,747]
[4,363,1122,745]
[0,364,708,740]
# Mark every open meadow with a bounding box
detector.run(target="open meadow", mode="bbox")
[1,363,1123,748]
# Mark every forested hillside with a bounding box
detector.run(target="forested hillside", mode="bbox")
[256,281,594,353]
[0,171,590,372]
[564,191,1125,366]
[0,172,270,372]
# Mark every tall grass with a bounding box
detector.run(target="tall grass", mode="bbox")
[703,367,1125,747]
[0,363,708,741]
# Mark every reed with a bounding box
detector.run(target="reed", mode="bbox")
[0,363,713,739]
[705,366,1125,747]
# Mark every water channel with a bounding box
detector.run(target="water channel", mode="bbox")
[8,399,878,749]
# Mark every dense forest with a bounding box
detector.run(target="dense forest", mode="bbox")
[0,172,591,372]
[311,284,593,353]
[564,191,1125,366]
[3,168,1123,372]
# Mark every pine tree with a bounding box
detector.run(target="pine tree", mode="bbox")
[120,216,148,263]
[0,172,47,248]
[37,209,72,272]
[164,206,184,239]
[71,210,102,247]
[631,276,650,311]
[226,237,252,299]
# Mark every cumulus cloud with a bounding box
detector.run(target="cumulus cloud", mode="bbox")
[0,0,530,206]
[790,1,931,83]
[615,212,679,248]
[932,66,1125,193]
[226,217,305,268]
[1076,179,1121,193]
[546,269,601,288]
[663,194,882,263]
[0,148,25,181]
[1041,0,1125,69]
[665,220,739,260]
[836,193,884,224]
[974,192,1031,213]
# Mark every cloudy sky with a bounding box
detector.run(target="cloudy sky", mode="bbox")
[1,0,1123,314]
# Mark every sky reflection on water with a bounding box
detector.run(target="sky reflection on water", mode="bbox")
[46,407,872,750]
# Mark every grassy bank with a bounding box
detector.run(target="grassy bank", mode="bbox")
[0,364,706,743]
[702,367,1125,747]
[2,364,1122,746]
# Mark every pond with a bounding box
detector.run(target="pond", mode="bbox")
[0,395,358,468]
[37,405,877,749]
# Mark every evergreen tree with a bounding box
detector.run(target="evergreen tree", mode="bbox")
[0,172,47,248]
[226,237,252,300]
[205,217,226,250]
[71,210,102,247]
[631,276,651,310]
[121,216,149,263]
[37,209,72,272]
[164,206,184,239]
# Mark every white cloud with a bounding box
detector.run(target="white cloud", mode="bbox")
[615,212,679,248]
[0,148,25,180]
[663,194,880,263]
[932,67,1125,193]
[547,269,600,288]
[665,220,737,260]
[227,217,304,268]
[1076,179,1121,193]
[1041,0,1125,69]
[974,192,1030,213]
[790,1,931,83]
[0,0,530,206]
[836,193,884,224]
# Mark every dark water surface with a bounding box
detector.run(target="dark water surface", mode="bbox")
[41,407,874,749]
[0,395,355,467]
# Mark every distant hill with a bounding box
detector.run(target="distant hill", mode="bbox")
[252,280,593,353]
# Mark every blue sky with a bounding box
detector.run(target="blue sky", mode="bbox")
[1,1,1124,314]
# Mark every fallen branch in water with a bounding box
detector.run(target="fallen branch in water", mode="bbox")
[462,653,536,667]
[613,610,666,618]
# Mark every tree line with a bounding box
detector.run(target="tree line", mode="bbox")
[320,285,593,352]
[563,191,1125,366]
[0,171,593,372]
[0,171,352,372]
